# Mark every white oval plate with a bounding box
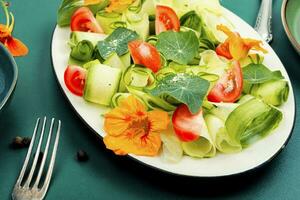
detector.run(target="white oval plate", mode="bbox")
[51,7,295,177]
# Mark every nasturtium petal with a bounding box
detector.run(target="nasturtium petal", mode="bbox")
[156,31,199,65]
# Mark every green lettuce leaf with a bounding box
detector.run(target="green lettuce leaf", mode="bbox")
[156,31,199,65]
[199,50,228,76]
[161,127,183,163]
[154,0,228,43]
[205,114,242,154]
[199,38,216,53]
[153,0,190,17]
[154,0,222,17]
[190,0,222,15]
[149,73,210,114]
[200,10,231,43]
[97,27,139,59]
[180,11,202,33]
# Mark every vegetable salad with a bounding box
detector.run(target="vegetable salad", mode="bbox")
[57,0,289,162]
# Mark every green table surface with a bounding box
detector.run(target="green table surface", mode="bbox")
[0,0,299,199]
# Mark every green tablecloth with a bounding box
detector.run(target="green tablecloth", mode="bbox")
[0,0,299,199]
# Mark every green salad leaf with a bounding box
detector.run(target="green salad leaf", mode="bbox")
[200,9,232,43]
[199,50,228,77]
[199,38,216,53]
[190,0,223,15]
[180,11,202,33]
[97,27,139,59]
[156,31,199,65]
[149,73,210,114]
[243,63,284,84]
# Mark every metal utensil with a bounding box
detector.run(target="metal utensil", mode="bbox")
[12,117,61,200]
[255,0,273,43]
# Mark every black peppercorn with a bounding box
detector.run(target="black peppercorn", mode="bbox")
[11,136,24,149]
[77,150,89,162]
[11,136,31,149]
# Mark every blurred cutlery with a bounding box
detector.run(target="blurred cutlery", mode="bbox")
[255,0,273,43]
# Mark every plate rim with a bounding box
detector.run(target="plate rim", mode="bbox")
[50,7,296,178]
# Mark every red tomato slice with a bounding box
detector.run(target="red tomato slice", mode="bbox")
[172,105,203,142]
[64,65,87,96]
[207,61,243,103]
[71,7,103,33]
[216,42,233,59]
[155,5,180,35]
[128,40,162,73]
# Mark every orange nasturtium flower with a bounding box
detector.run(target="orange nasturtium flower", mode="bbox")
[217,24,267,60]
[0,1,28,57]
[103,95,170,156]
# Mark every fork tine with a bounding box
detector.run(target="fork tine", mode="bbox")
[23,117,47,188]
[15,118,40,187]
[33,118,55,189]
[40,120,61,197]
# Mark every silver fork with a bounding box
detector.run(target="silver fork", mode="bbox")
[254,0,273,43]
[12,117,61,200]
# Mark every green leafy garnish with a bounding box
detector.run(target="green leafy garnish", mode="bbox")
[149,73,210,114]
[180,11,202,33]
[97,27,139,59]
[198,38,216,53]
[243,63,284,84]
[156,31,200,65]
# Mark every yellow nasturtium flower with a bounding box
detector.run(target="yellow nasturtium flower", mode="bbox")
[216,24,267,60]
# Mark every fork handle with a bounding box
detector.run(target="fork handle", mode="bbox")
[254,0,273,43]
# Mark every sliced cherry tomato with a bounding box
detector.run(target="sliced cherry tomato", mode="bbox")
[71,7,103,33]
[216,42,233,59]
[207,61,243,103]
[155,5,180,35]
[64,65,87,96]
[128,40,162,73]
[172,104,203,142]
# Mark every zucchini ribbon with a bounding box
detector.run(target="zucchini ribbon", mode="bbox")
[244,80,289,106]
[70,40,94,62]
[205,97,283,152]
[120,65,177,112]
